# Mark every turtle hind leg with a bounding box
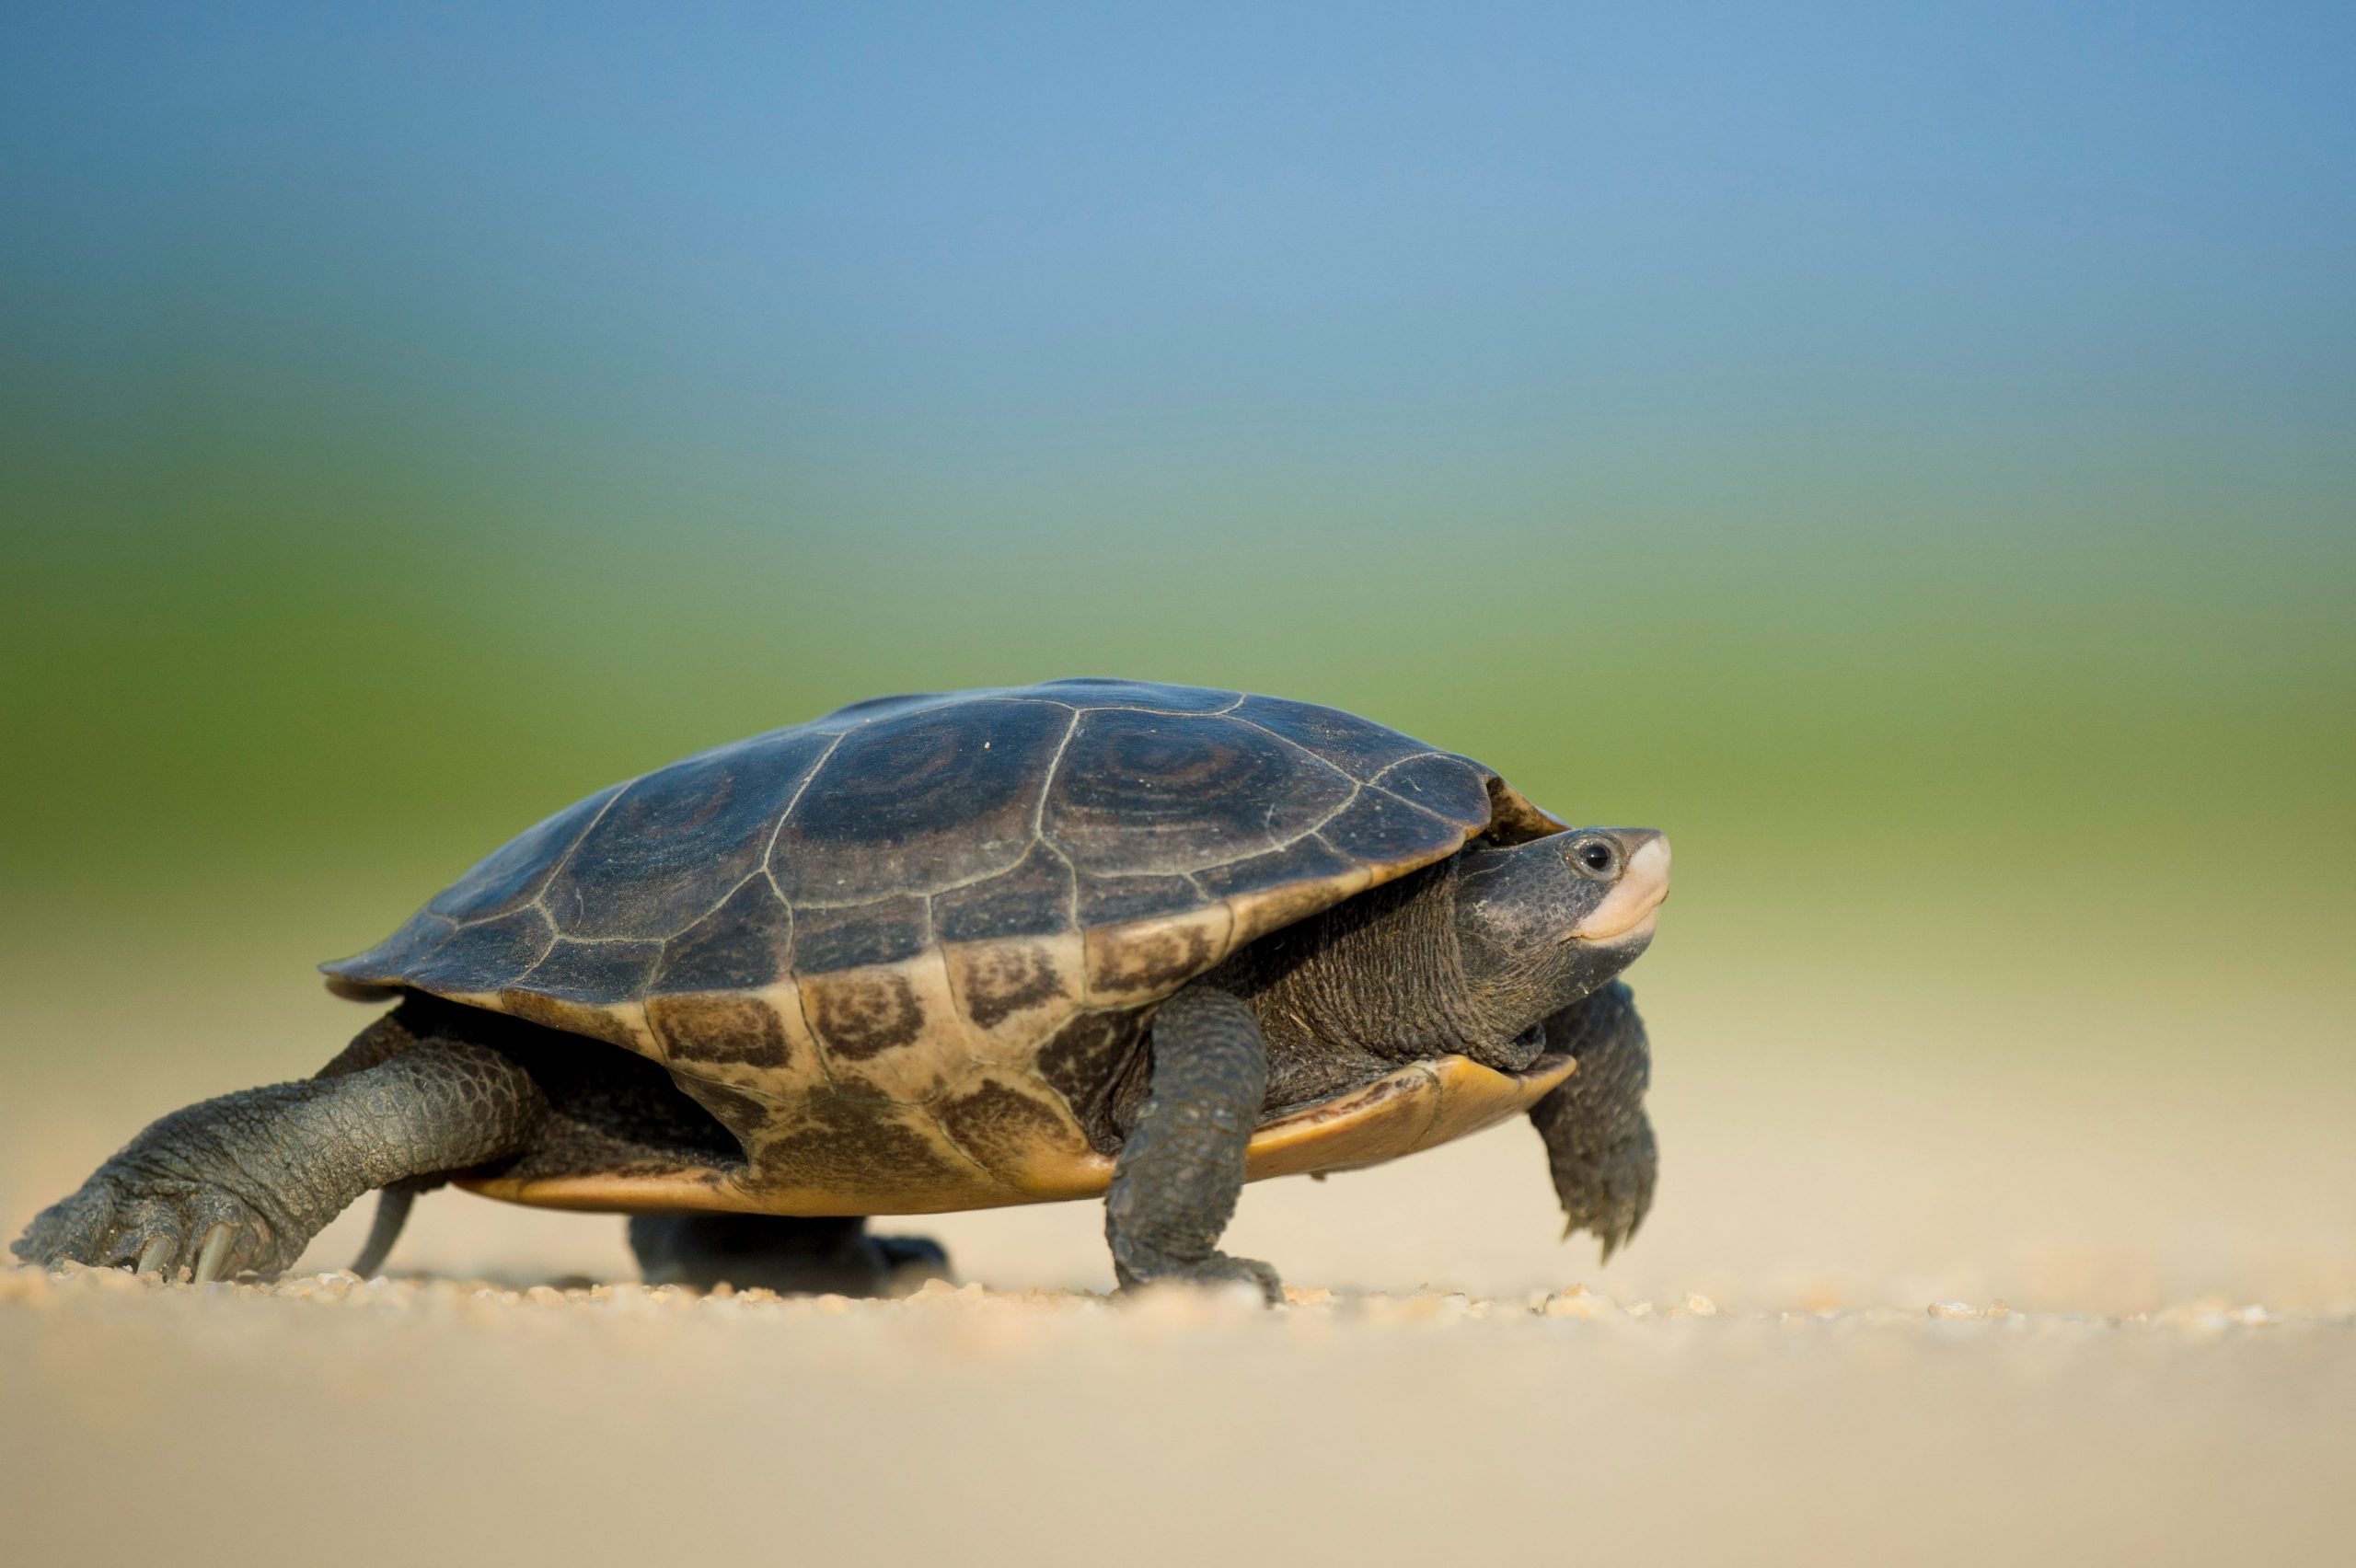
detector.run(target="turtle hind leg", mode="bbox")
[11,1036,548,1283]
[627,1214,951,1296]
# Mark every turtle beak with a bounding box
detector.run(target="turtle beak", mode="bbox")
[1566,831,1671,944]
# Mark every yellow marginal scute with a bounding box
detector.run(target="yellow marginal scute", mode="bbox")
[457,1167,772,1215]
[1408,1054,1578,1153]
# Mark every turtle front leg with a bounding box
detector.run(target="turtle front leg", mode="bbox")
[1529,981,1657,1262]
[11,1039,547,1282]
[1103,984,1280,1304]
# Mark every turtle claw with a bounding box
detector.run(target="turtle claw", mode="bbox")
[12,1165,292,1283]
[192,1223,237,1285]
[1115,1248,1285,1306]
[1563,1214,1635,1261]
[1192,1252,1285,1306]
[1546,1116,1657,1267]
[1560,1170,1650,1266]
[1553,1139,1654,1267]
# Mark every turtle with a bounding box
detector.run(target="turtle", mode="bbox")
[13,678,1669,1300]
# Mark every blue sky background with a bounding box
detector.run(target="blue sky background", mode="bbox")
[8,3,2350,547]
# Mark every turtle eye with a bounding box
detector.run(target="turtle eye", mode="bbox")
[1569,837,1620,879]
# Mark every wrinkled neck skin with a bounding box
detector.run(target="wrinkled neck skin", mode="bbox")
[1213,861,1484,1074]
[1211,844,1645,1097]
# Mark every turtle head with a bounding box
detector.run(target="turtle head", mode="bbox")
[1451,827,1670,1037]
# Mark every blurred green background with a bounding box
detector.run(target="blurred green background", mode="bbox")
[3,3,2350,1086]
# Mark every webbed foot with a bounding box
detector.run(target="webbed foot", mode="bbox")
[12,1159,301,1283]
[1530,981,1658,1262]
[1113,1243,1283,1305]
[872,1233,951,1279]
[628,1213,953,1296]
[1553,1121,1657,1262]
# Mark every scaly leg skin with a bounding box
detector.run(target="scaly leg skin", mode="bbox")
[9,1040,547,1283]
[1529,980,1657,1262]
[1103,983,1281,1305]
[628,1213,951,1296]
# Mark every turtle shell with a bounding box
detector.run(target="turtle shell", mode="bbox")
[323,678,1569,1215]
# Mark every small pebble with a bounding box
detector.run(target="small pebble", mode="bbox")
[1540,1285,1616,1320]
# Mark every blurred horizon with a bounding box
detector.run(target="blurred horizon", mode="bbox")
[3,4,2350,1077]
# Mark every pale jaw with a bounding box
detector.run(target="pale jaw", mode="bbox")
[1567,832,1671,946]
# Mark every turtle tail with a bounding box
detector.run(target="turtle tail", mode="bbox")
[350,1186,414,1277]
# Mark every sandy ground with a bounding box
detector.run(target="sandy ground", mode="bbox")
[5,967,2353,1565]
[6,1262,2353,1567]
